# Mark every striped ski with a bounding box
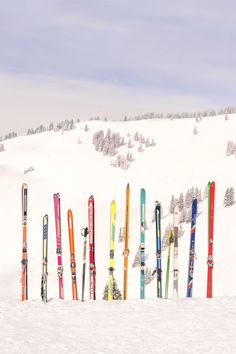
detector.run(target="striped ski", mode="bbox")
[140,188,146,299]
[186,198,198,297]
[41,215,49,303]
[68,210,78,300]
[155,201,162,298]
[53,193,64,299]
[88,196,96,300]
[108,200,116,301]
[21,183,28,301]
[123,183,130,300]
[173,205,179,299]
[207,181,215,298]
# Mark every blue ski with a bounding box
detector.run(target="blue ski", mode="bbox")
[186,198,198,297]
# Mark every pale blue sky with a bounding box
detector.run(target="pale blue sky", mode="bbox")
[0,0,235,134]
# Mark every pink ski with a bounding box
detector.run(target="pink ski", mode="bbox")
[53,193,64,299]
[88,196,96,300]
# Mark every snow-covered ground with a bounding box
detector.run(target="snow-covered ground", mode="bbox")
[1,297,236,354]
[0,115,236,353]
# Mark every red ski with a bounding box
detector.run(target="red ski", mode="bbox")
[207,181,215,298]
[88,196,96,300]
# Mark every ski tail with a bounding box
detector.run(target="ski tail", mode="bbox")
[207,181,215,298]
[21,183,28,301]
[68,209,78,300]
[123,183,130,300]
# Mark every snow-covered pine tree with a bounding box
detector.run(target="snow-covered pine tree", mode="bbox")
[193,126,198,135]
[118,227,125,242]
[178,193,184,211]
[224,187,235,207]
[0,143,4,152]
[144,268,155,286]
[103,278,122,300]
[138,144,143,152]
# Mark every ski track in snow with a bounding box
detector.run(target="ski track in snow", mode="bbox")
[0,297,236,354]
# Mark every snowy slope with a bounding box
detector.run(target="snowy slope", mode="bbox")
[1,115,236,353]
[0,115,236,301]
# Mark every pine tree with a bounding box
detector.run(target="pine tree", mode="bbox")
[224,187,235,207]
[144,268,155,286]
[103,278,122,300]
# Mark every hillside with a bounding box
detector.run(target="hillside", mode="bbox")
[0,114,235,301]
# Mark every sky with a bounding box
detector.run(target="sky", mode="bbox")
[0,0,235,135]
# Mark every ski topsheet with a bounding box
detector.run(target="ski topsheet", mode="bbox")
[123,183,130,300]
[140,188,146,299]
[41,215,48,303]
[21,183,28,301]
[88,196,96,300]
[68,210,78,300]
[207,181,215,298]
[186,198,197,297]
[155,201,162,298]
[173,205,179,299]
[165,228,172,299]
[81,227,88,302]
[53,193,64,299]
[108,200,116,301]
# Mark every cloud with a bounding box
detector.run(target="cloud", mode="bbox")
[0,72,211,136]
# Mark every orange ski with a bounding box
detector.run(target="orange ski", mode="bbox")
[68,209,78,300]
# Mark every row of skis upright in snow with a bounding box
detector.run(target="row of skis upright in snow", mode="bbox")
[21,181,215,302]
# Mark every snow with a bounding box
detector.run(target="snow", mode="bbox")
[1,297,236,353]
[0,115,236,352]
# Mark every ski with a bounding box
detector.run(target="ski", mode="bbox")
[186,198,198,297]
[108,200,116,301]
[123,183,130,300]
[21,183,28,301]
[68,209,78,300]
[207,181,215,298]
[173,205,179,299]
[140,188,146,300]
[165,228,172,299]
[81,227,88,302]
[53,193,64,299]
[41,215,48,303]
[88,196,96,300]
[155,201,162,298]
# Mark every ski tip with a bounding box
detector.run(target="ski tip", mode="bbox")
[43,214,48,222]
[22,183,28,189]
[68,209,73,218]
[89,195,94,200]
[53,193,60,199]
